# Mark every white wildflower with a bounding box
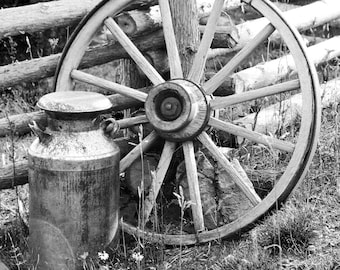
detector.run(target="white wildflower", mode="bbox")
[79,251,89,260]
[131,252,144,263]
[98,251,109,261]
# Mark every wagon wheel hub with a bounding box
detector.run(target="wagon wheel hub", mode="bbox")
[145,79,209,142]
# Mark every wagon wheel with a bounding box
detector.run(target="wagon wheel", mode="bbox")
[54,0,320,245]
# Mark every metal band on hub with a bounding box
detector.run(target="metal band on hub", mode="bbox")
[145,79,209,142]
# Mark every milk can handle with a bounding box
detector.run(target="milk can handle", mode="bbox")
[29,120,52,145]
[94,115,120,138]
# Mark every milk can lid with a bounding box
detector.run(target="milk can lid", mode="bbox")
[37,91,112,114]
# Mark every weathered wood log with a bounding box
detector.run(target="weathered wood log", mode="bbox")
[0,0,158,38]
[0,0,241,39]
[234,77,340,135]
[232,36,340,93]
[273,1,340,29]
[113,8,162,38]
[0,111,46,137]
[0,0,100,38]
[211,0,340,52]
[277,0,340,33]
[0,30,165,89]
[0,160,29,190]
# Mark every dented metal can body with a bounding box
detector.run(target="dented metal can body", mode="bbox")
[28,92,120,270]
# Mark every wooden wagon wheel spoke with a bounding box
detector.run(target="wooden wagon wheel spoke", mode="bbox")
[204,23,275,95]
[142,141,177,224]
[210,79,300,109]
[182,141,205,232]
[71,69,147,102]
[117,115,149,129]
[159,0,183,78]
[188,0,225,84]
[198,132,262,206]
[120,131,158,173]
[104,17,165,85]
[208,117,295,152]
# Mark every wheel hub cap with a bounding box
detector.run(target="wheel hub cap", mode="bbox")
[145,79,210,142]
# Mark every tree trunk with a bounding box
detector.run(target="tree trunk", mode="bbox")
[169,0,200,76]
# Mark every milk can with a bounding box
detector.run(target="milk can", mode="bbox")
[28,91,120,270]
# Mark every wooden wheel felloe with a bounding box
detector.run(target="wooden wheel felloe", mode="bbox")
[54,0,321,245]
